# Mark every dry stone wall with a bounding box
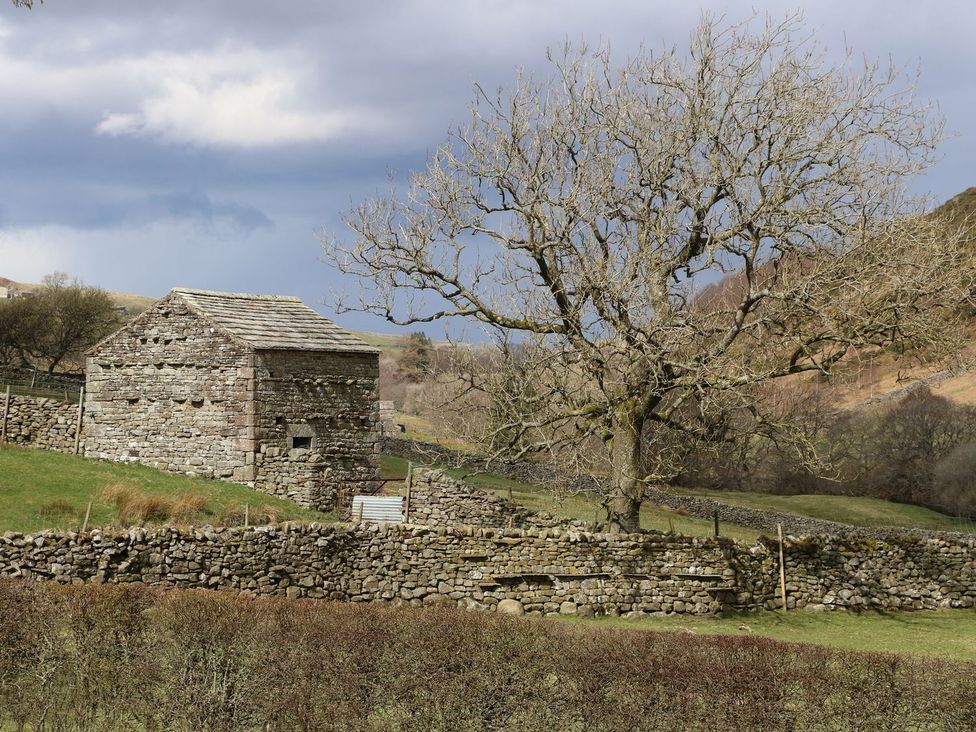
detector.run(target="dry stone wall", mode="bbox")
[253,350,379,509]
[0,519,970,617]
[741,534,976,611]
[406,469,583,530]
[0,395,79,453]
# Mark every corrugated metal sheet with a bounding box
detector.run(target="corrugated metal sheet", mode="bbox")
[351,495,404,523]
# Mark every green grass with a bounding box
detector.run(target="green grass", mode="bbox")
[570,608,976,662]
[380,454,762,541]
[678,487,976,534]
[0,444,333,533]
[351,329,409,354]
[383,452,975,539]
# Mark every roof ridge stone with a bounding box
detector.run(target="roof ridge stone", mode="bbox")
[170,287,303,303]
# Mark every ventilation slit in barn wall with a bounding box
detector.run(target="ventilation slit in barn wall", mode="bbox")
[291,436,312,449]
[191,399,204,408]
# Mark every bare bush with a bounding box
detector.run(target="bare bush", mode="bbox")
[0,581,971,730]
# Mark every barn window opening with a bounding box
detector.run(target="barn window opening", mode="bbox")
[291,436,312,449]
[275,416,284,426]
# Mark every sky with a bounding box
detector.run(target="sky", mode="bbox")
[0,0,974,334]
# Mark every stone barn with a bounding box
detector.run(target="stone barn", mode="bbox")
[84,288,380,509]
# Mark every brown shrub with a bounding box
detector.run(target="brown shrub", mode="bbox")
[0,580,971,730]
[217,501,280,526]
[218,499,244,525]
[133,495,172,524]
[99,484,214,526]
[252,504,279,524]
[99,483,143,525]
[171,491,208,522]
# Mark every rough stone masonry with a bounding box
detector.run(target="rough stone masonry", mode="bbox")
[83,288,380,510]
[0,514,971,617]
[0,395,79,453]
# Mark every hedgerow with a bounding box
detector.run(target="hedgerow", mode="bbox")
[0,581,971,731]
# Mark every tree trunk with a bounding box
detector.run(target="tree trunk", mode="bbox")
[607,409,643,533]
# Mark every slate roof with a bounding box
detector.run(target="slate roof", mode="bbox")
[171,288,379,354]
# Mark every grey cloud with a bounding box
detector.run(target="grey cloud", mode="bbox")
[0,0,973,335]
[153,191,273,231]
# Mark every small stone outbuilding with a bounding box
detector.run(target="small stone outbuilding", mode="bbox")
[84,288,380,509]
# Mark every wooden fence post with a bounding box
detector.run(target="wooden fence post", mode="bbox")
[777,523,788,611]
[81,500,92,533]
[404,461,412,523]
[713,509,720,537]
[1,384,9,444]
[74,386,85,455]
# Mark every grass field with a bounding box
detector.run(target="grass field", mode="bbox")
[382,452,976,539]
[380,454,763,541]
[0,445,332,532]
[574,608,976,662]
[2,442,969,541]
[678,486,976,534]
[3,448,974,667]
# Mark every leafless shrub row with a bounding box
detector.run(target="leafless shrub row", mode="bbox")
[0,581,971,731]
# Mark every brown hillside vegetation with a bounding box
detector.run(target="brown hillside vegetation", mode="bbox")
[0,581,972,731]
[690,187,976,410]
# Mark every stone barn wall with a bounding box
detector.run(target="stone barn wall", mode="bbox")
[0,395,79,453]
[84,298,253,481]
[253,350,379,509]
[0,521,970,616]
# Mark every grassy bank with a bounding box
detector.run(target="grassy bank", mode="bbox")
[0,444,332,532]
[382,453,975,539]
[381,454,761,541]
[575,608,976,662]
[676,487,976,534]
[0,582,969,731]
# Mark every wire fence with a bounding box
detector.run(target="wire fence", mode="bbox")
[0,368,84,404]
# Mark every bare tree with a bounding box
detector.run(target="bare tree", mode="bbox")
[326,14,973,531]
